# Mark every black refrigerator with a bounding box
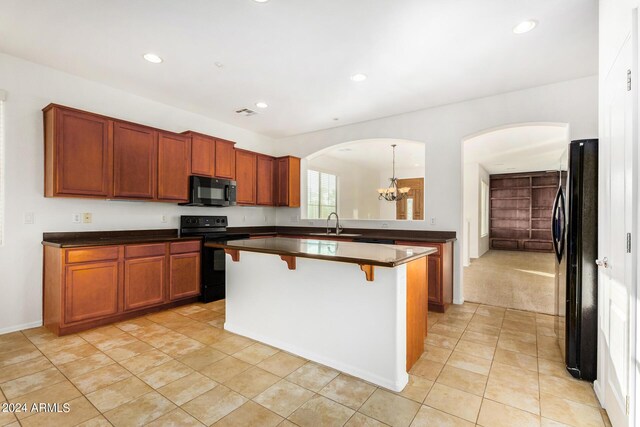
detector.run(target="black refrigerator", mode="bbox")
[552,139,598,381]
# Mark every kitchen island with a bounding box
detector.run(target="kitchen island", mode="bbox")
[205,237,436,391]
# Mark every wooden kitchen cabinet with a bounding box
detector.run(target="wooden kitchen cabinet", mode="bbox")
[123,243,166,311]
[256,155,275,205]
[43,239,201,335]
[170,252,201,301]
[215,138,236,179]
[64,260,120,324]
[113,121,157,199]
[235,149,257,205]
[44,105,112,198]
[44,104,300,206]
[157,132,191,202]
[275,156,301,207]
[184,131,216,177]
[395,240,453,313]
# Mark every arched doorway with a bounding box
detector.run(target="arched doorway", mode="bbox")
[460,122,569,314]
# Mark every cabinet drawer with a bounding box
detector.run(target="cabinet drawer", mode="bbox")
[66,246,120,264]
[125,243,166,259]
[170,240,201,254]
[395,241,441,256]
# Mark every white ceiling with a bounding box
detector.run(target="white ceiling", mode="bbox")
[309,139,425,171]
[0,0,597,138]
[464,124,569,174]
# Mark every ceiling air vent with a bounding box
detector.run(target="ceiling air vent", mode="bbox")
[236,108,257,117]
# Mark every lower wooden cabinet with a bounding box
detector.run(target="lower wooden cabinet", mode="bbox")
[44,240,201,335]
[124,256,166,311]
[170,252,201,300]
[396,240,454,313]
[64,261,119,324]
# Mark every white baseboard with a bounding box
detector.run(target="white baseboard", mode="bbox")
[593,379,605,407]
[225,322,409,392]
[0,320,42,336]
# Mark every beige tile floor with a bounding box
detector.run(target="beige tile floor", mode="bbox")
[464,250,557,314]
[0,301,611,426]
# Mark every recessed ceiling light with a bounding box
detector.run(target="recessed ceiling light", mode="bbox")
[253,0,269,3]
[143,53,163,64]
[350,73,367,82]
[214,62,224,68]
[513,20,537,34]
[255,102,268,109]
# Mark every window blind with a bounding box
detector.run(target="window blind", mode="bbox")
[306,169,337,219]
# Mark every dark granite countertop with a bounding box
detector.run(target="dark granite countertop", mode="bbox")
[205,237,437,267]
[42,229,201,248]
[229,226,456,243]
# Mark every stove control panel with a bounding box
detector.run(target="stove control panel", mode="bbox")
[180,215,228,229]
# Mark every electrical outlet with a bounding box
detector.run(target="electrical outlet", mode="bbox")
[83,212,92,224]
[381,223,389,229]
[309,221,315,226]
[264,215,268,223]
[72,213,81,224]
[430,217,436,225]
[242,215,247,223]
[161,215,168,223]
[24,212,34,224]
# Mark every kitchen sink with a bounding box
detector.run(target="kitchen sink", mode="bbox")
[307,233,362,237]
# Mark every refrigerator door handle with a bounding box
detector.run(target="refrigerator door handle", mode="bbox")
[551,187,566,262]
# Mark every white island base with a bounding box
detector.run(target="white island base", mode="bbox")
[224,250,427,392]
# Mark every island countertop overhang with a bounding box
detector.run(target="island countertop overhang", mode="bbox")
[205,236,437,267]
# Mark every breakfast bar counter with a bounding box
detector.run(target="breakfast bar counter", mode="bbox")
[205,237,436,391]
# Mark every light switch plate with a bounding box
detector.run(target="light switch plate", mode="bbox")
[430,217,436,225]
[83,212,92,223]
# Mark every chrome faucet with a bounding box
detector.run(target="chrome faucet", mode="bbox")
[327,212,343,235]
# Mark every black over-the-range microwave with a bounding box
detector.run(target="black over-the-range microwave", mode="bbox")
[181,175,237,207]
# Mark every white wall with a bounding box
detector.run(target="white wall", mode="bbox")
[0,53,277,334]
[275,76,598,304]
[305,155,380,220]
[463,163,490,262]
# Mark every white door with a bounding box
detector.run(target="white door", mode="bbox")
[599,18,635,427]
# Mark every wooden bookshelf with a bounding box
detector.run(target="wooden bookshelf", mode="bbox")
[489,171,562,252]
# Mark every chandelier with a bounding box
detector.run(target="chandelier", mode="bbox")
[378,144,410,201]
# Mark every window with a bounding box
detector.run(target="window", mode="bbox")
[480,180,489,237]
[0,90,5,246]
[307,170,337,219]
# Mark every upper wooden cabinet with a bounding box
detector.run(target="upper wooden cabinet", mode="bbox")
[257,155,275,206]
[235,150,257,205]
[43,104,296,206]
[185,131,216,178]
[157,132,191,202]
[44,105,112,198]
[113,121,157,199]
[215,138,236,179]
[276,156,301,207]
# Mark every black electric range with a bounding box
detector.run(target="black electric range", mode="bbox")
[180,215,249,302]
